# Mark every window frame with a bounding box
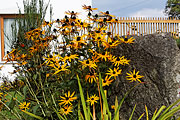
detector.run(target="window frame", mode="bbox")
[0,14,20,61]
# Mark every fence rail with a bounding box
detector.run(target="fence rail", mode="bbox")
[109,17,180,38]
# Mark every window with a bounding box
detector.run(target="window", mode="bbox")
[0,14,18,61]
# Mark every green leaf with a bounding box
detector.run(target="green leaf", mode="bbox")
[77,74,88,120]
[158,98,180,119]
[78,101,82,120]
[138,113,145,120]
[22,110,43,120]
[8,98,16,110]
[23,86,27,99]
[99,73,111,120]
[129,104,136,120]
[151,105,166,120]
[145,105,149,120]
[159,105,180,120]
[114,96,119,120]
[113,83,141,120]
[32,104,40,114]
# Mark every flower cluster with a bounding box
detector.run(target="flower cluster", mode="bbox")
[1,5,144,118]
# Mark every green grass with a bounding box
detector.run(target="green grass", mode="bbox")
[0,91,24,120]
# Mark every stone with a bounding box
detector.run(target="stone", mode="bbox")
[110,33,180,119]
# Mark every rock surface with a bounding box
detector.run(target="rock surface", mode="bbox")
[110,33,180,119]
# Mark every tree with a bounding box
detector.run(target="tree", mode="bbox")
[165,0,180,18]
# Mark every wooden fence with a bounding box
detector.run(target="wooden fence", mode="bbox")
[109,17,180,38]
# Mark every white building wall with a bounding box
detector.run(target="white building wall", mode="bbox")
[0,0,92,82]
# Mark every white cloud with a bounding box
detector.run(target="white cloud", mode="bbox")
[129,8,166,17]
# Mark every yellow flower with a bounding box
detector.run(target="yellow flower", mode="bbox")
[112,56,130,66]
[126,69,144,83]
[80,59,97,69]
[59,91,77,106]
[102,40,120,50]
[85,72,98,83]
[53,63,70,75]
[62,54,79,62]
[100,11,115,17]
[82,5,98,11]
[111,105,115,110]
[0,93,3,98]
[106,68,122,79]
[119,36,135,44]
[86,94,99,106]
[102,76,114,87]
[97,51,111,61]
[19,102,30,111]
[93,34,106,47]
[59,105,73,115]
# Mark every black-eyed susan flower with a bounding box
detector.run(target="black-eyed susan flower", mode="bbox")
[59,91,77,106]
[59,105,73,115]
[85,72,98,83]
[82,5,98,11]
[102,40,120,50]
[126,69,144,83]
[102,75,114,87]
[65,11,80,17]
[93,34,106,47]
[62,54,79,62]
[70,35,87,49]
[53,63,70,75]
[97,51,110,61]
[79,59,97,69]
[100,11,115,17]
[112,56,130,66]
[120,36,135,44]
[86,94,99,106]
[19,102,30,111]
[106,67,122,79]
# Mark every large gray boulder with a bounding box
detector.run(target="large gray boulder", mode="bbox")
[110,33,180,119]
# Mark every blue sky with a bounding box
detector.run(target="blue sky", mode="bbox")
[92,0,167,17]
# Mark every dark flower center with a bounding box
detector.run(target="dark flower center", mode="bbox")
[97,37,101,40]
[86,60,89,64]
[66,19,69,23]
[95,14,98,18]
[64,15,68,19]
[117,57,120,61]
[96,31,100,33]
[113,71,116,74]
[62,23,67,27]
[90,72,94,76]
[124,38,128,41]
[133,75,137,78]
[80,22,83,25]
[67,53,70,57]
[65,97,69,100]
[109,42,112,45]
[72,16,76,19]
[56,19,60,22]
[106,11,109,14]
[71,22,75,26]
[77,37,81,41]
[88,12,92,16]
[107,32,111,36]
[53,29,57,32]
